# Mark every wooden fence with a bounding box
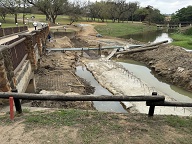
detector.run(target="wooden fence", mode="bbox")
[0,91,192,117]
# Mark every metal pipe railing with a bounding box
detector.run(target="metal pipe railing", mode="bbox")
[0,92,165,101]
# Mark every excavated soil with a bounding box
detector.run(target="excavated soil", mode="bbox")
[123,44,192,92]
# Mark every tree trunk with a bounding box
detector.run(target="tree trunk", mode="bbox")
[1,15,6,23]
[46,14,50,21]
[69,20,74,25]
[52,16,57,24]
[14,13,17,23]
[22,13,25,24]
[132,14,133,23]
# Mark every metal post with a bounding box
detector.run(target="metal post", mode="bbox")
[81,48,84,57]
[98,43,101,56]
[12,89,22,114]
[148,92,157,117]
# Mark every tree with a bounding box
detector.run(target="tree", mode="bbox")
[144,6,165,24]
[106,1,117,22]
[67,1,85,25]
[27,0,68,24]
[20,0,30,24]
[0,7,8,22]
[95,1,109,22]
[172,6,192,22]
[134,8,148,22]
[129,2,138,23]
[0,0,22,23]
[114,0,129,23]
[134,6,165,24]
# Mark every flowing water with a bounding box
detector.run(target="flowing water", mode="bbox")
[118,59,192,103]
[75,66,127,113]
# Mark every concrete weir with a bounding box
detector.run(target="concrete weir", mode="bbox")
[83,58,192,116]
[15,60,35,93]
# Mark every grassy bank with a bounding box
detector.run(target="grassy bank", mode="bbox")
[95,23,156,37]
[170,33,192,50]
[170,28,192,50]
[0,109,192,143]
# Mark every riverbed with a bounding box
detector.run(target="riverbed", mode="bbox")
[81,58,192,116]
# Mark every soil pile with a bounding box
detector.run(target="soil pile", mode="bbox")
[46,36,74,48]
[124,44,192,92]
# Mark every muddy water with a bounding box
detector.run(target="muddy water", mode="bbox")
[118,59,192,103]
[120,29,174,43]
[75,66,127,113]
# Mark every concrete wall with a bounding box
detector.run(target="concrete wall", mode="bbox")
[0,26,49,94]
[15,60,34,93]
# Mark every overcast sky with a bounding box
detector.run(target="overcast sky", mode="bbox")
[127,0,191,14]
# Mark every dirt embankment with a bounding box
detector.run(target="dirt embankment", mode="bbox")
[124,44,192,92]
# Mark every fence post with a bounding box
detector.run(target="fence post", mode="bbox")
[9,97,14,120]
[12,89,22,114]
[148,92,157,117]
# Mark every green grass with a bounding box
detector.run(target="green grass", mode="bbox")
[166,115,192,131]
[170,33,192,50]
[0,14,73,28]
[95,23,156,37]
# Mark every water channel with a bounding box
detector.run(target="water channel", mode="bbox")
[118,59,192,103]
[76,29,192,113]
[120,29,175,43]
[75,66,127,113]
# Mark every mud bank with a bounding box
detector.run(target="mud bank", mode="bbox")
[123,44,192,92]
[83,58,192,116]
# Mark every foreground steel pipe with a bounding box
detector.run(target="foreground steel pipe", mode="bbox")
[0,92,165,101]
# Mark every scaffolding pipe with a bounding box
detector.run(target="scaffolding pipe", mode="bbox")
[46,46,124,51]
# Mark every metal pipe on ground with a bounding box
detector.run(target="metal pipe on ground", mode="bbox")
[46,46,124,51]
[115,46,159,55]
[141,40,168,48]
